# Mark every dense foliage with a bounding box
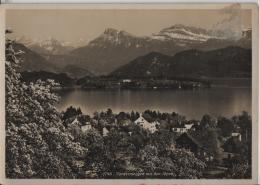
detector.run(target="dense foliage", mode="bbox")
[21,71,75,87]
[5,39,87,178]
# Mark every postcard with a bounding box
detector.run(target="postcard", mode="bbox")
[0,3,258,185]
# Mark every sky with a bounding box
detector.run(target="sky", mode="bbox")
[6,4,252,45]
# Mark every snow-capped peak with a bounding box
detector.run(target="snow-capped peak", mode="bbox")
[14,36,77,55]
[151,24,222,42]
[15,36,37,47]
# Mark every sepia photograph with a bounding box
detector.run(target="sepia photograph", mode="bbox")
[0,3,258,183]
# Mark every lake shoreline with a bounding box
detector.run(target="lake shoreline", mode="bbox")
[53,77,252,91]
[55,86,251,120]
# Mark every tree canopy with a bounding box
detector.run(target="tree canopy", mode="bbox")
[5,39,87,178]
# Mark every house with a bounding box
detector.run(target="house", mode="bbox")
[184,123,194,130]
[175,133,204,156]
[134,115,158,133]
[242,28,252,39]
[71,118,80,126]
[172,125,187,133]
[172,123,194,133]
[81,122,92,133]
[134,115,149,125]
[103,127,109,137]
[122,79,132,83]
[231,132,242,141]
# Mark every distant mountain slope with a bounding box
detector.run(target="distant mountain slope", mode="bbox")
[110,52,172,78]
[61,65,94,79]
[111,46,251,78]
[12,43,58,73]
[16,37,75,55]
[12,42,93,79]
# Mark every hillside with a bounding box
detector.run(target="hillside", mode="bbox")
[61,65,94,79]
[12,42,93,79]
[12,43,58,73]
[111,46,252,79]
[16,37,75,55]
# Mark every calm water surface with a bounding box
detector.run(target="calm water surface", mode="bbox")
[56,87,251,119]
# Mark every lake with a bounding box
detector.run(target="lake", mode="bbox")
[56,87,251,120]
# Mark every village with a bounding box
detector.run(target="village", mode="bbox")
[62,107,252,179]
[77,77,211,90]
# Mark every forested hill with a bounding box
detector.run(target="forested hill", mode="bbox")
[111,46,252,79]
[21,71,75,87]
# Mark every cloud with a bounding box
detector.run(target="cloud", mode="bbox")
[212,4,243,40]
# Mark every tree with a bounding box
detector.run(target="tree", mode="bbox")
[139,145,161,173]
[106,108,113,116]
[232,111,252,164]
[205,128,223,163]
[130,111,139,121]
[150,130,175,155]
[200,115,217,129]
[217,117,234,137]
[190,127,222,163]
[130,126,149,151]
[226,162,251,179]
[62,106,82,121]
[5,39,87,178]
[78,114,91,125]
[233,111,251,142]
[104,129,123,155]
[80,129,104,157]
[169,149,206,178]
[116,111,130,121]
[136,146,206,178]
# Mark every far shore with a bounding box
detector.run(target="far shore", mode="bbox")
[53,77,251,91]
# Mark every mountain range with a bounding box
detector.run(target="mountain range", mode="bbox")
[111,46,251,79]
[14,24,252,77]
[15,36,87,55]
[12,43,93,79]
[69,25,251,74]
[29,38,74,55]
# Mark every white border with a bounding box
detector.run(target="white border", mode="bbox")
[0,0,259,4]
[0,2,259,185]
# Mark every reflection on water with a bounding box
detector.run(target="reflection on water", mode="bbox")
[56,87,251,119]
